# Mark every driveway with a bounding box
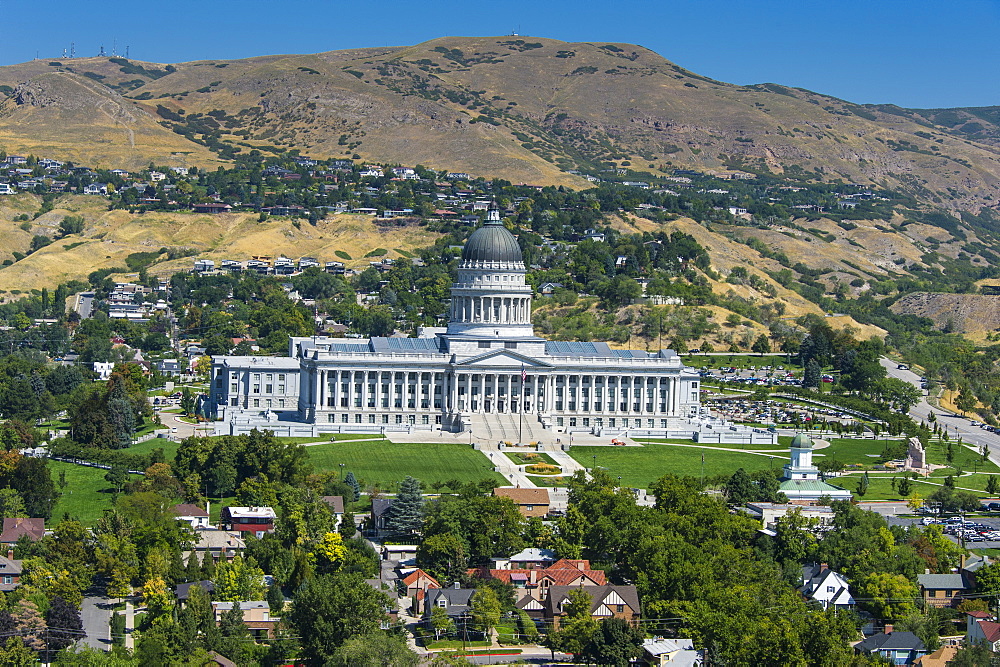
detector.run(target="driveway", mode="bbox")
[79,595,112,650]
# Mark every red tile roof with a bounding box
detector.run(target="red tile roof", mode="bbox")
[980,620,1000,643]
[0,518,44,543]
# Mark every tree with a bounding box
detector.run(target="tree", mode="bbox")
[470,587,502,639]
[988,475,1000,496]
[803,359,821,389]
[430,605,455,640]
[383,476,424,535]
[857,472,869,497]
[723,468,756,505]
[327,632,419,667]
[416,533,467,584]
[751,334,772,355]
[947,642,993,667]
[344,471,361,502]
[287,573,391,666]
[214,555,266,602]
[583,617,643,667]
[12,599,46,651]
[310,532,347,575]
[105,464,130,494]
[545,589,597,660]
[105,374,136,449]
[956,386,977,416]
[856,572,919,620]
[0,638,35,667]
[46,595,83,653]
[897,476,912,498]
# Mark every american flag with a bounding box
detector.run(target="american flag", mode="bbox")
[521,365,527,382]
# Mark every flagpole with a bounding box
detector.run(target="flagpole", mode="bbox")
[519,365,526,444]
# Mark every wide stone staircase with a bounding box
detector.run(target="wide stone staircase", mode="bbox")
[467,412,541,445]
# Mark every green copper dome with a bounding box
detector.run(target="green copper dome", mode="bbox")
[790,433,813,449]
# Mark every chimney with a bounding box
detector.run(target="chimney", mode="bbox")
[530,570,537,585]
[884,624,893,634]
[5,549,11,561]
[820,562,828,571]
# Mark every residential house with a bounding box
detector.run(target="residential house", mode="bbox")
[913,646,958,666]
[157,359,181,377]
[371,498,395,534]
[220,507,276,537]
[401,568,441,609]
[493,488,550,518]
[190,530,245,561]
[538,282,564,296]
[502,547,557,570]
[212,601,278,639]
[641,637,704,666]
[917,572,970,608]
[83,183,109,196]
[854,629,926,665]
[193,203,232,214]
[193,259,216,274]
[543,585,640,629]
[221,259,243,273]
[0,553,23,592]
[0,518,44,546]
[746,502,835,532]
[149,171,166,182]
[320,496,344,528]
[298,257,320,270]
[966,611,1000,651]
[0,184,14,195]
[470,558,607,602]
[172,504,211,529]
[175,580,216,602]
[424,582,475,619]
[800,562,854,610]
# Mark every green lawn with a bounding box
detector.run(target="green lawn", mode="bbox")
[127,437,179,460]
[569,444,785,488]
[50,460,135,525]
[306,441,503,489]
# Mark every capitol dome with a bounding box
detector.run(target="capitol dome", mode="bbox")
[461,208,523,265]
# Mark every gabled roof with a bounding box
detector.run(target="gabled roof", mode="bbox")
[545,585,640,617]
[0,517,44,543]
[509,547,557,563]
[172,504,209,518]
[402,568,440,589]
[917,573,969,590]
[856,631,925,653]
[175,580,215,601]
[321,496,345,514]
[978,620,1000,643]
[494,488,550,505]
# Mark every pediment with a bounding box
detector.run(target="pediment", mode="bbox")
[457,349,553,368]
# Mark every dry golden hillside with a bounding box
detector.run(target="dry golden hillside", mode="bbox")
[2,37,1000,205]
[0,195,439,294]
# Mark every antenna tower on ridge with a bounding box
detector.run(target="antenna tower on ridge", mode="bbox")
[99,45,105,57]
[70,42,75,58]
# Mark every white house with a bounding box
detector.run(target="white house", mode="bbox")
[172,504,211,529]
[0,184,13,195]
[800,563,854,610]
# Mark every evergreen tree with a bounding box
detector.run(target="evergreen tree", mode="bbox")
[105,373,136,449]
[185,551,202,583]
[201,551,217,581]
[987,475,1000,496]
[339,511,356,540]
[383,476,425,535]
[344,471,361,502]
[803,359,822,388]
[584,617,643,667]
[898,476,912,498]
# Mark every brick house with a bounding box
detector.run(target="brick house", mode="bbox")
[0,518,44,546]
[212,601,278,639]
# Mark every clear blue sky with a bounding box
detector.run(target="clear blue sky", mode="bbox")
[1,0,998,109]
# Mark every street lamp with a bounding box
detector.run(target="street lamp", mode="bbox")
[593,454,597,471]
[339,462,345,479]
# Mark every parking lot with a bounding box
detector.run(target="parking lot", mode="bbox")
[888,513,1000,547]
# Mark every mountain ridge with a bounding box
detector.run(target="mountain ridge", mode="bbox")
[0,36,998,210]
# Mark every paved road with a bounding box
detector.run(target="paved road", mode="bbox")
[881,358,1000,455]
[75,292,94,319]
[79,595,111,650]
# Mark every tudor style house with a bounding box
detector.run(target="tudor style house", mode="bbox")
[543,584,641,629]
[209,207,701,438]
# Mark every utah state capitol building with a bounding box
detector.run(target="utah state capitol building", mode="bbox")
[209,208,702,439]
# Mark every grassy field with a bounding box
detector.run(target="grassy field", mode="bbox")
[307,441,502,489]
[50,460,133,525]
[569,444,785,489]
